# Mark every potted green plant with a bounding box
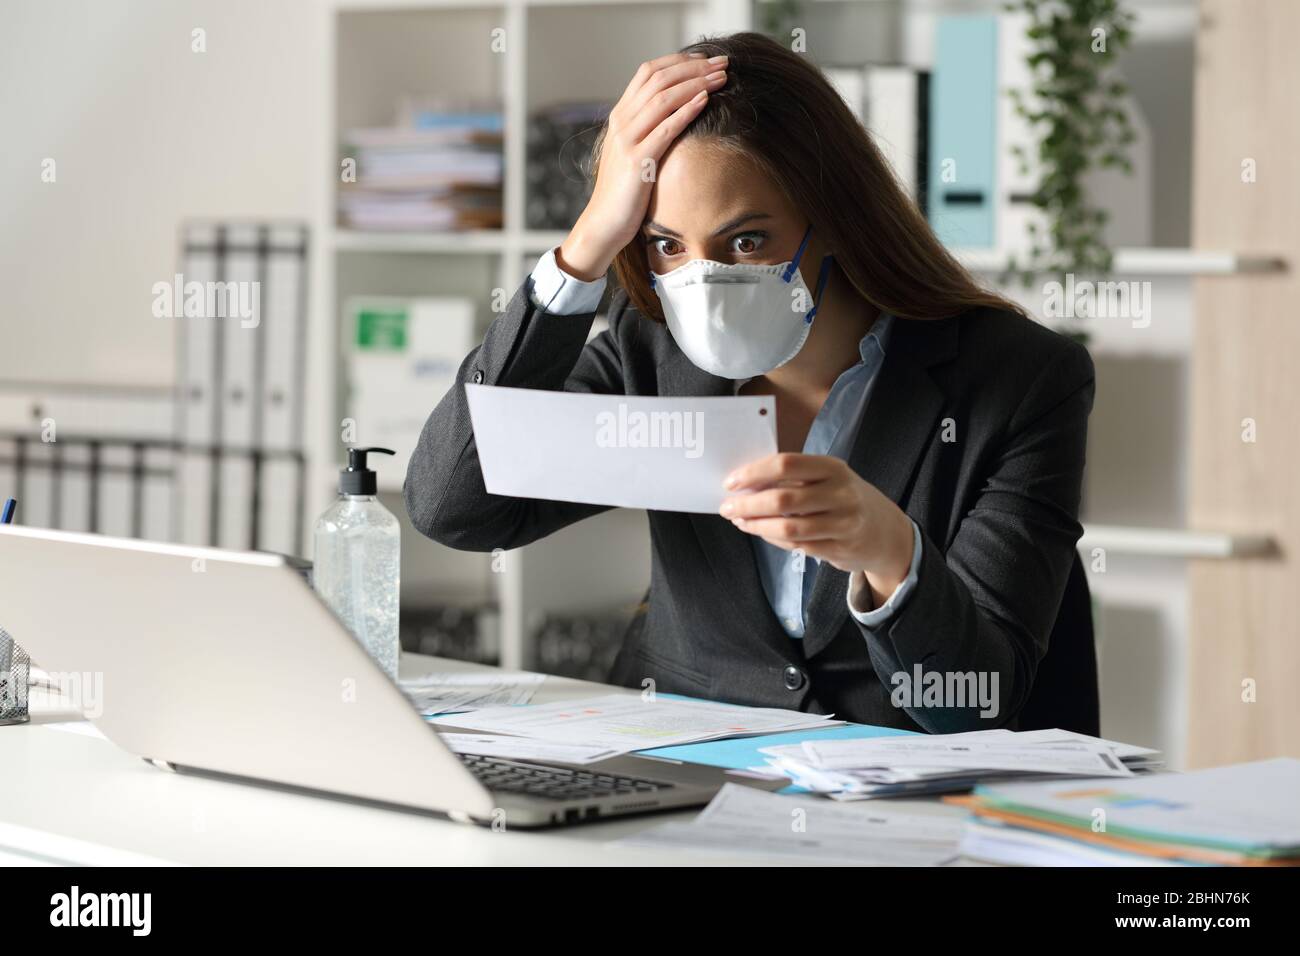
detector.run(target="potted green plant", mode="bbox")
[1003,0,1138,294]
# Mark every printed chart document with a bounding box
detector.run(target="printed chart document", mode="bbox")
[398,671,545,716]
[1013,728,1162,763]
[430,694,841,756]
[464,384,777,513]
[793,737,1134,777]
[614,783,963,866]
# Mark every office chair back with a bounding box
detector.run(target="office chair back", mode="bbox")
[1016,550,1100,736]
[617,551,1100,735]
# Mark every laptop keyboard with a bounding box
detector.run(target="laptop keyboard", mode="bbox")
[458,753,673,802]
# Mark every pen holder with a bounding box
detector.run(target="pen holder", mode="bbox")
[0,628,30,725]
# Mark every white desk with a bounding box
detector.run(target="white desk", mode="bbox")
[0,653,969,866]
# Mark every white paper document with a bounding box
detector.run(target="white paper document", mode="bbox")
[755,728,1154,798]
[1012,727,1161,760]
[397,671,544,716]
[794,737,1133,777]
[438,733,622,765]
[429,693,841,756]
[614,783,963,866]
[464,384,777,513]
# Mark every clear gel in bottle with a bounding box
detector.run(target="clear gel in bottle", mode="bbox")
[313,447,401,680]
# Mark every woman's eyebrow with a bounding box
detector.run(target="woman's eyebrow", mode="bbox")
[642,212,773,239]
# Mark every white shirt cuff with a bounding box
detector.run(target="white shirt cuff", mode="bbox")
[846,519,923,628]
[527,245,607,315]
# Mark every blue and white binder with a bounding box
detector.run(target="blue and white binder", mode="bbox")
[928,14,999,248]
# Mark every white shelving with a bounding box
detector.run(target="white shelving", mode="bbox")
[321,0,1278,732]
[955,247,1286,276]
[327,0,747,669]
[1079,525,1274,559]
[333,228,569,254]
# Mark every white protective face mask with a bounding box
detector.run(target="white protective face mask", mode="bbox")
[651,224,834,380]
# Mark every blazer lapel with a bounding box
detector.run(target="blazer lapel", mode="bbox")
[652,314,961,664]
[800,317,957,659]
[657,346,797,664]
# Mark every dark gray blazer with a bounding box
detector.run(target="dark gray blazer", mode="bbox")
[404,282,1095,733]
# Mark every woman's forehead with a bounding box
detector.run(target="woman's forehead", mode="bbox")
[649,139,797,232]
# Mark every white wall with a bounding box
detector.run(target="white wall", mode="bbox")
[0,0,329,387]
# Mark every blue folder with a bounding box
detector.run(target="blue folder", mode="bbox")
[927,13,1000,248]
[636,698,919,792]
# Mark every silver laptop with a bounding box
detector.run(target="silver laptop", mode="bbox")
[0,525,742,827]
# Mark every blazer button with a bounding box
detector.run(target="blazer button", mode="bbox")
[782,665,806,691]
[471,369,485,384]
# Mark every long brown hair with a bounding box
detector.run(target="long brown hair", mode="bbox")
[592,31,1025,324]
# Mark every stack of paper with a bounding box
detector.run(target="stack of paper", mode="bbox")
[753,728,1162,800]
[429,694,842,758]
[398,671,544,717]
[954,758,1300,867]
[338,114,503,232]
[614,783,963,865]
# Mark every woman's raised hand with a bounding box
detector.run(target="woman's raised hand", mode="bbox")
[719,453,916,611]
[557,52,728,281]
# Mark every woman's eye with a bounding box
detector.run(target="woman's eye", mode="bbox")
[649,237,682,257]
[730,232,766,255]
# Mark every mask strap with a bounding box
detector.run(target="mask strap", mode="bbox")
[781,224,815,282]
[803,254,835,324]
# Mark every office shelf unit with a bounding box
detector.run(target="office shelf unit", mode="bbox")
[325,0,752,670]
[1078,526,1274,560]
[319,0,1282,766]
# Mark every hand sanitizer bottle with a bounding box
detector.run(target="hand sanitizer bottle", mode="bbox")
[313,447,401,680]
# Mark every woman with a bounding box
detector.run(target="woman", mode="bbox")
[405,32,1095,733]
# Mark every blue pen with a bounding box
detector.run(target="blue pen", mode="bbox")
[1,498,15,525]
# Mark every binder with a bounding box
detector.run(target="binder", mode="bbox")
[824,66,866,123]
[176,223,220,446]
[865,65,931,215]
[928,14,999,248]
[998,11,1046,259]
[260,225,308,454]
[0,387,174,538]
[95,443,134,540]
[139,445,175,542]
[257,456,303,557]
[174,223,310,554]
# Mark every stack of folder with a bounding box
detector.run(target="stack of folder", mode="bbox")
[338,109,504,232]
[750,728,1163,800]
[951,758,1300,866]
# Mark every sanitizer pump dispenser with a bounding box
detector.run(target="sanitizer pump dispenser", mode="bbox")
[313,447,401,680]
